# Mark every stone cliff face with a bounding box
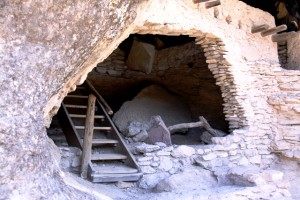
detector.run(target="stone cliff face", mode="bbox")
[0,0,300,198]
[0,0,148,198]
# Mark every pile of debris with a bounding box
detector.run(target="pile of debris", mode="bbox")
[113,85,226,145]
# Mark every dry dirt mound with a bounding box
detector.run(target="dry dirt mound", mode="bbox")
[112,85,191,133]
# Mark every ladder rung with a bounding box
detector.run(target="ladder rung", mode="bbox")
[76,86,85,90]
[205,0,220,9]
[92,139,118,144]
[65,104,87,109]
[69,114,105,119]
[91,153,127,161]
[75,126,112,131]
[193,0,210,3]
[67,95,88,98]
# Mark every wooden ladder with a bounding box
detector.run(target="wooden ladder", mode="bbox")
[57,80,142,182]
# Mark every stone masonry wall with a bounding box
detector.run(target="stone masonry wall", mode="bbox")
[268,69,300,160]
[132,0,300,169]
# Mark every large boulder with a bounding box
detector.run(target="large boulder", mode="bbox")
[126,38,156,74]
[154,167,217,192]
[112,85,191,133]
[147,115,172,146]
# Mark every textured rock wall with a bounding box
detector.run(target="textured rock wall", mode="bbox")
[0,0,149,198]
[287,32,300,70]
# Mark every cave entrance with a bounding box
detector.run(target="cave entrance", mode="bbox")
[46,32,242,182]
[86,34,229,145]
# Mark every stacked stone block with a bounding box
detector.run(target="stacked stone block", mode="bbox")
[195,36,247,131]
[267,69,300,161]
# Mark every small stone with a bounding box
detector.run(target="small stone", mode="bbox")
[249,155,261,164]
[137,157,153,162]
[136,143,160,153]
[168,167,179,174]
[171,145,195,158]
[163,146,174,152]
[144,153,153,157]
[60,159,70,170]
[158,157,173,171]
[204,148,211,153]
[132,130,149,142]
[107,69,122,76]
[217,152,228,158]
[127,121,149,137]
[139,161,151,166]
[226,166,260,186]
[202,153,217,161]
[197,149,205,155]
[151,162,159,167]
[238,157,249,166]
[116,181,136,189]
[153,157,160,162]
[229,150,237,156]
[95,67,107,74]
[156,151,171,156]
[140,166,156,174]
[139,173,169,189]
[71,157,80,168]
[155,142,167,148]
[262,170,283,182]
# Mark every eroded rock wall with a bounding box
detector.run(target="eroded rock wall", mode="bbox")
[0,0,148,198]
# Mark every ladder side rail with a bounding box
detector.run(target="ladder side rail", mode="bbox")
[80,94,96,178]
[85,80,113,115]
[57,104,83,149]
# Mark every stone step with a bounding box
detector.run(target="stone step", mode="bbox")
[91,153,127,161]
[93,162,138,174]
[92,139,119,145]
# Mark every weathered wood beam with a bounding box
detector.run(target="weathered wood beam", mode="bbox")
[205,0,221,9]
[272,31,298,42]
[168,116,225,137]
[261,25,287,37]
[251,24,269,33]
[168,121,204,133]
[80,94,96,178]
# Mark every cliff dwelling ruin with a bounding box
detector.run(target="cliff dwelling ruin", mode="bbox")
[1,0,300,199]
